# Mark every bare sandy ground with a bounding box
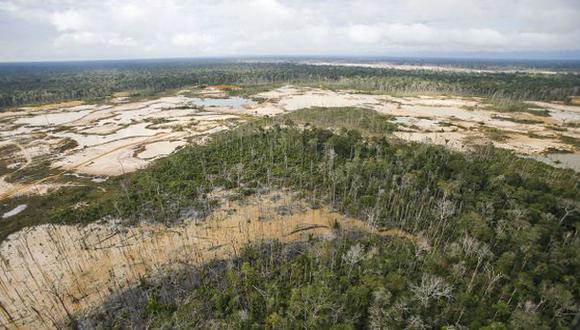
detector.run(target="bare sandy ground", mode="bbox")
[2,86,579,200]
[0,192,422,328]
[137,140,187,159]
[252,86,580,155]
[296,61,573,75]
[0,95,251,199]
[0,177,77,199]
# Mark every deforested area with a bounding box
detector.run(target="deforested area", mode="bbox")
[2,1,580,328]
[1,112,579,328]
[69,125,578,329]
[0,67,579,329]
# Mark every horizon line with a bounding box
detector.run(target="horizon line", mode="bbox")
[2,54,580,65]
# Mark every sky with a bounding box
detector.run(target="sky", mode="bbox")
[0,0,579,62]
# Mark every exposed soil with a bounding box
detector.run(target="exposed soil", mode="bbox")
[252,86,580,156]
[3,86,580,200]
[0,192,422,328]
[0,96,250,199]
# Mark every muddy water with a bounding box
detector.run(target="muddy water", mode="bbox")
[0,192,411,329]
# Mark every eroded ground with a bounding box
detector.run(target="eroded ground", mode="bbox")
[0,93,252,200]
[253,86,580,156]
[1,85,579,328]
[0,191,422,328]
[1,85,579,201]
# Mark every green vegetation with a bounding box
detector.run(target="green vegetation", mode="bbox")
[484,99,550,117]
[481,127,510,142]
[1,105,578,328]
[283,107,397,135]
[1,61,578,109]
[0,144,20,176]
[546,125,568,132]
[4,159,56,184]
[495,116,544,125]
[0,85,580,329]
[55,116,577,329]
[226,83,286,98]
[527,131,551,139]
[559,135,580,149]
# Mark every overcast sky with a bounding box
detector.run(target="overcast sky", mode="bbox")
[0,0,579,62]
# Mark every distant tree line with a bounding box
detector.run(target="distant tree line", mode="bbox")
[1,60,579,109]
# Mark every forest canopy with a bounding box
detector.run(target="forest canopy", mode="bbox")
[61,118,579,329]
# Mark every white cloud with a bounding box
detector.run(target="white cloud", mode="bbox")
[0,0,579,60]
[345,22,578,52]
[110,2,145,23]
[55,32,137,47]
[248,0,294,20]
[0,1,17,13]
[348,24,383,44]
[54,31,97,45]
[171,33,214,47]
[50,9,87,31]
[383,24,435,45]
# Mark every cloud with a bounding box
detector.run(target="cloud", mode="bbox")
[345,22,578,52]
[348,24,383,44]
[50,9,87,31]
[0,1,17,13]
[171,33,214,47]
[55,32,137,47]
[247,0,294,20]
[0,0,579,61]
[111,3,145,23]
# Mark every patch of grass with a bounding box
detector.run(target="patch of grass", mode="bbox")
[0,183,114,241]
[50,125,75,133]
[5,159,58,184]
[56,138,79,153]
[485,98,550,117]
[0,145,21,176]
[493,115,544,125]
[559,135,580,149]
[282,107,397,135]
[546,125,568,132]
[147,117,172,125]
[564,122,580,128]
[527,131,551,139]
[481,127,510,142]
[461,105,478,111]
[227,83,285,98]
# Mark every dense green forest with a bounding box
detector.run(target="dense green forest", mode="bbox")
[1,60,579,108]
[4,108,574,328]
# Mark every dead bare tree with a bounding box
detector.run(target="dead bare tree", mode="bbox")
[410,274,453,307]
